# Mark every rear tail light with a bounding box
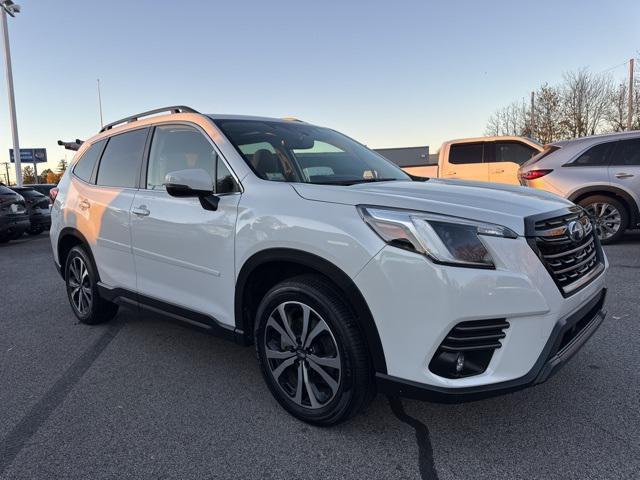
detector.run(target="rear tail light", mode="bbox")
[49,187,59,203]
[519,169,553,181]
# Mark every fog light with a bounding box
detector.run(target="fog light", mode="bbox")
[455,353,465,373]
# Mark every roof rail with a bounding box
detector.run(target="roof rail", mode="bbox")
[57,139,84,151]
[99,105,199,133]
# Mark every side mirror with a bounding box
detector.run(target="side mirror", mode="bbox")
[164,169,219,211]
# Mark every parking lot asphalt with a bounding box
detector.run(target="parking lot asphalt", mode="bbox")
[1,233,639,480]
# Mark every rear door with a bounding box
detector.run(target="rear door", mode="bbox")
[608,138,640,217]
[87,127,149,291]
[130,123,241,326]
[441,142,489,181]
[488,141,539,184]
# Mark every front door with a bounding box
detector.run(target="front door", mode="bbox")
[130,123,241,327]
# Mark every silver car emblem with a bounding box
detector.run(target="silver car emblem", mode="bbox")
[567,220,585,242]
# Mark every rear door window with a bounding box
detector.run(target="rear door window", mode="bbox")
[73,140,106,183]
[96,128,149,188]
[610,138,640,166]
[449,143,484,164]
[571,142,614,166]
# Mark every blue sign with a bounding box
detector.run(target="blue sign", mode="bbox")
[9,148,48,164]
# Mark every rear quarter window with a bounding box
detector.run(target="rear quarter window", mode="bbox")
[73,140,106,183]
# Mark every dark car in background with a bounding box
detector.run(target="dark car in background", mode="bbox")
[28,183,58,202]
[0,185,30,243]
[10,187,52,235]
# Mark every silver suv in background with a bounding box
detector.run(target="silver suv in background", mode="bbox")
[519,131,640,244]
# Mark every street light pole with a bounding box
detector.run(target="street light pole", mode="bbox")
[0,1,22,186]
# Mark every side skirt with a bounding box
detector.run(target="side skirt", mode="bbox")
[97,283,248,345]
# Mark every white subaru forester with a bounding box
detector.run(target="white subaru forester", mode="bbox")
[51,106,608,425]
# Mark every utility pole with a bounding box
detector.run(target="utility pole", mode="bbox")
[627,58,634,131]
[0,1,22,187]
[530,91,535,139]
[97,78,104,128]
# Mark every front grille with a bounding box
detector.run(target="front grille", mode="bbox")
[429,319,509,378]
[530,208,604,296]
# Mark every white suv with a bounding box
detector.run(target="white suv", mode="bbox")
[51,106,608,425]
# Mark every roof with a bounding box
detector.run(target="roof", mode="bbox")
[551,130,640,147]
[206,114,306,124]
[442,135,542,150]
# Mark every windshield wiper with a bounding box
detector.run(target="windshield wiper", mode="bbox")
[311,178,401,186]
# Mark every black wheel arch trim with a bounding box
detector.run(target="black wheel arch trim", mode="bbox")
[235,248,388,374]
[56,227,98,281]
[568,185,639,226]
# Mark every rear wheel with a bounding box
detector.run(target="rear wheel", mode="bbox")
[578,195,628,244]
[65,246,119,324]
[255,274,374,426]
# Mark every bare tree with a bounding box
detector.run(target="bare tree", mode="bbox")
[533,83,563,143]
[559,69,611,138]
[484,101,529,137]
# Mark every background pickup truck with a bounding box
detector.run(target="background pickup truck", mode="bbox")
[379,136,542,185]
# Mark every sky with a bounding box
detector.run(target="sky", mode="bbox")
[0,0,639,183]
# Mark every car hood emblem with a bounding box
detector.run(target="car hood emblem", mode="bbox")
[567,220,586,242]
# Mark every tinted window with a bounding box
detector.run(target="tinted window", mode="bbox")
[449,143,484,165]
[610,139,640,166]
[73,140,105,183]
[216,156,239,194]
[572,142,614,166]
[13,188,43,198]
[96,129,148,188]
[494,142,538,165]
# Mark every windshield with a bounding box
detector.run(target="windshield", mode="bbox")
[213,119,411,185]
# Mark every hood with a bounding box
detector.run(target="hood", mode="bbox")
[291,179,574,236]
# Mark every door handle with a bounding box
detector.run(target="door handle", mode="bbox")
[79,199,90,210]
[491,169,505,174]
[615,172,634,179]
[132,206,150,216]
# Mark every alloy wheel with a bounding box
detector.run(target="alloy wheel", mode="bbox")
[68,256,92,316]
[585,202,622,241]
[263,301,342,409]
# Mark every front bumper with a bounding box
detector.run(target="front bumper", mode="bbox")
[353,234,608,395]
[376,288,606,402]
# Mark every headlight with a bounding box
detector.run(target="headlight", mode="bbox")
[358,206,517,268]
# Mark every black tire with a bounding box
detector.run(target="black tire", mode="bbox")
[27,227,44,236]
[578,195,628,245]
[64,245,118,324]
[0,236,9,243]
[255,274,374,426]
[9,230,23,240]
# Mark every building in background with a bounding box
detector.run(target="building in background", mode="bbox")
[374,146,437,170]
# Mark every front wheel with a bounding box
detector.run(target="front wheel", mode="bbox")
[65,246,119,324]
[255,275,374,426]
